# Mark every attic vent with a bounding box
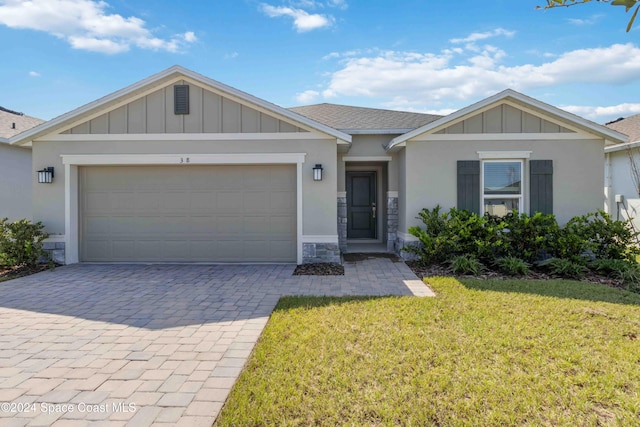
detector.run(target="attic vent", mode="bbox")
[174,85,190,115]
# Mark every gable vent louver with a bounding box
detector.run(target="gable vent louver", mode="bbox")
[174,85,190,115]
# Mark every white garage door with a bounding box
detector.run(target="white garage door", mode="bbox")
[80,165,296,262]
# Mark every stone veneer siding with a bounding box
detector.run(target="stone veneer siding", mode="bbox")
[42,241,65,265]
[386,194,398,252]
[302,242,341,264]
[337,193,347,253]
[395,234,420,261]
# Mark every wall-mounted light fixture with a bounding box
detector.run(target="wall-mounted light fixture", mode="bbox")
[313,164,323,181]
[38,167,54,184]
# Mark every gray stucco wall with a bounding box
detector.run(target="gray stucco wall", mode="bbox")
[31,137,338,238]
[338,134,400,192]
[0,144,32,221]
[402,138,604,229]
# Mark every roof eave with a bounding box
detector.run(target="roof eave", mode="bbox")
[340,128,414,135]
[385,89,627,151]
[605,139,640,153]
[10,65,352,145]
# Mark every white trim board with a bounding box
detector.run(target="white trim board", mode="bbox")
[412,133,598,142]
[477,151,532,159]
[342,156,393,162]
[302,235,339,244]
[397,231,419,242]
[40,132,331,142]
[61,153,306,165]
[63,152,306,264]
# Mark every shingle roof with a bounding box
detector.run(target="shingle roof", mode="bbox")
[288,103,441,133]
[605,114,640,143]
[0,106,44,139]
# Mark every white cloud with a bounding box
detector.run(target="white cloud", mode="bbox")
[316,43,640,111]
[0,0,196,54]
[28,71,40,77]
[567,14,604,25]
[450,28,515,44]
[183,31,197,43]
[261,4,333,32]
[224,51,239,59]
[295,90,320,104]
[562,103,640,122]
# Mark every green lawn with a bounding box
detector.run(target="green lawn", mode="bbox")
[216,278,640,426]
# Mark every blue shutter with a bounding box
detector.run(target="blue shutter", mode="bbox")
[529,160,553,215]
[457,160,480,214]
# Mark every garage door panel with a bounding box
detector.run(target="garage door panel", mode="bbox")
[160,192,190,212]
[243,192,270,212]
[216,192,243,212]
[270,192,295,211]
[80,165,296,262]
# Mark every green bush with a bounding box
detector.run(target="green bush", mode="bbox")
[0,218,49,268]
[545,258,588,280]
[497,212,560,262]
[495,256,530,276]
[590,258,640,284]
[450,254,484,276]
[559,211,640,262]
[407,206,507,264]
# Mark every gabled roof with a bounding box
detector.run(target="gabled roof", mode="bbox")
[605,114,640,143]
[386,89,627,150]
[10,65,351,145]
[0,106,44,139]
[288,103,441,134]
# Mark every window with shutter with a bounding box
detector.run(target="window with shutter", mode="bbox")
[482,160,523,217]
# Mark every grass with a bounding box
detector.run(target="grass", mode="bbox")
[216,277,640,426]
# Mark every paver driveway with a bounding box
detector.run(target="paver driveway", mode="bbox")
[0,258,432,426]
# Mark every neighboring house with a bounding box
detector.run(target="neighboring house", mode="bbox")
[0,107,44,221]
[604,114,640,231]
[7,66,626,265]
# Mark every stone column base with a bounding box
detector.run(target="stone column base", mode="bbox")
[303,242,341,263]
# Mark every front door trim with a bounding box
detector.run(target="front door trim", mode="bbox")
[346,170,377,240]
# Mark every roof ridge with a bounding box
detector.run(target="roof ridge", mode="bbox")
[0,106,24,116]
[290,102,438,116]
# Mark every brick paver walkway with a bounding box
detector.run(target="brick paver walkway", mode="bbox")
[0,256,433,426]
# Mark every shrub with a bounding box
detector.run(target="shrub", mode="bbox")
[590,258,633,275]
[0,218,48,268]
[559,211,640,262]
[450,254,484,276]
[544,258,588,280]
[495,257,530,276]
[407,206,507,264]
[590,258,640,284]
[497,212,560,262]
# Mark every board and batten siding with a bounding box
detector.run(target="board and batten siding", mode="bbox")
[435,104,575,135]
[64,81,308,135]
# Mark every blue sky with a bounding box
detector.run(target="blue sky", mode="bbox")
[1,0,640,124]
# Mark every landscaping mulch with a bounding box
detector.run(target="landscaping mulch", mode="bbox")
[293,263,344,276]
[405,261,626,290]
[0,265,50,283]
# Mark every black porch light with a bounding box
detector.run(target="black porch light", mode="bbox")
[38,167,54,184]
[313,164,323,181]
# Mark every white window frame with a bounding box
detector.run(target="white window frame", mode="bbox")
[481,159,524,216]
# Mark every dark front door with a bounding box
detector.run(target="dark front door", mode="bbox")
[347,171,376,239]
